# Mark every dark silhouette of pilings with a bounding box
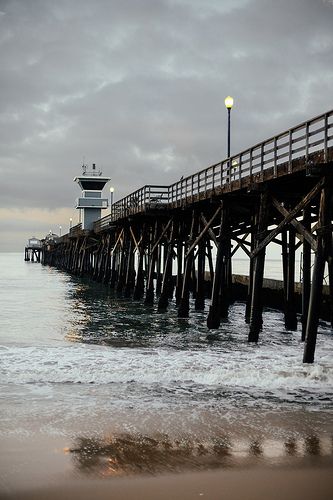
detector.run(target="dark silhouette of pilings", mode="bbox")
[248,190,269,342]
[144,222,159,305]
[303,177,333,363]
[40,162,333,364]
[301,206,312,340]
[245,218,256,323]
[207,203,231,329]
[24,247,41,262]
[195,238,206,311]
[158,221,175,311]
[133,224,146,300]
[178,211,198,318]
[284,225,297,331]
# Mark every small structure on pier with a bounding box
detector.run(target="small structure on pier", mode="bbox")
[74,163,110,230]
[24,237,42,262]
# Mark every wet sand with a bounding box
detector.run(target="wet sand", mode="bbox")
[1,405,333,499]
[1,467,332,500]
[1,425,333,500]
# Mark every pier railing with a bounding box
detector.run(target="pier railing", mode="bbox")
[168,109,333,206]
[69,223,82,236]
[91,109,332,231]
[93,185,169,233]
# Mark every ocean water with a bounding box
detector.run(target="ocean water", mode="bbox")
[0,253,333,485]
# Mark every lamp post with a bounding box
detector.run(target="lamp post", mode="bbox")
[224,96,234,183]
[69,218,73,232]
[59,225,62,237]
[224,96,234,159]
[110,186,114,214]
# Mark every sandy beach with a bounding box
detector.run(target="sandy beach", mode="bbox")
[1,466,332,500]
[1,423,333,500]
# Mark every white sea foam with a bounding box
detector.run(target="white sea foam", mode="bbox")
[1,343,332,401]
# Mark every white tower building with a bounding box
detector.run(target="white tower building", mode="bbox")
[74,163,110,230]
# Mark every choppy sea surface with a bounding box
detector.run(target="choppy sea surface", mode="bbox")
[0,253,332,486]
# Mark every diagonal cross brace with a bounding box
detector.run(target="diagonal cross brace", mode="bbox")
[271,197,317,251]
[231,233,251,257]
[251,178,323,258]
[111,228,124,253]
[151,218,173,254]
[185,205,221,258]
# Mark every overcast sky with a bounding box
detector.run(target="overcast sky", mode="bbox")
[0,0,332,251]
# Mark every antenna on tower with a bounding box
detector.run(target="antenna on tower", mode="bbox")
[82,156,87,174]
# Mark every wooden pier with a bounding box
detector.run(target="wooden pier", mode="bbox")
[40,110,333,363]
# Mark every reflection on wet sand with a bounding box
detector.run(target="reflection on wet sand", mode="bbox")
[67,431,333,478]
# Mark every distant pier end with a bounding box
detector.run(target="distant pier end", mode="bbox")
[74,163,110,230]
[24,237,42,262]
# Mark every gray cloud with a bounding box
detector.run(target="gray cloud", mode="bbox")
[0,0,332,250]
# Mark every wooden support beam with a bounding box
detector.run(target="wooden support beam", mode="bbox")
[151,218,173,254]
[195,235,206,311]
[116,231,128,293]
[144,221,159,305]
[178,211,198,318]
[158,222,175,311]
[248,190,269,341]
[231,234,251,258]
[124,235,135,298]
[284,226,297,331]
[251,179,324,258]
[245,220,256,323]
[156,244,163,296]
[175,221,184,305]
[206,243,214,284]
[328,252,333,329]
[129,226,140,253]
[301,206,312,340]
[281,228,288,297]
[102,234,112,284]
[271,196,317,251]
[113,228,124,253]
[79,237,87,277]
[186,205,221,257]
[303,177,332,363]
[133,224,146,300]
[207,203,230,328]
[200,214,218,247]
[109,245,119,289]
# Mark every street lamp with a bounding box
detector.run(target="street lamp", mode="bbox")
[110,186,114,214]
[224,96,234,159]
[69,218,73,231]
[59,225,62,237]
